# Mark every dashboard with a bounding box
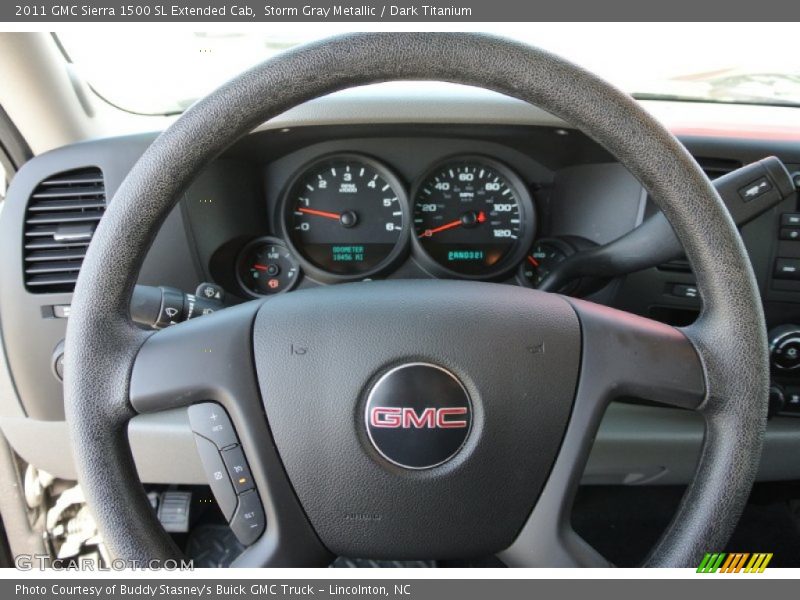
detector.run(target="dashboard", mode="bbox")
[2,92,800,487]
[188,125,635,307]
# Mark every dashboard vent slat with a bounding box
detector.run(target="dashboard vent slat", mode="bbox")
[27,198,106,212]
[23,167,106,293]
[25,210,104,226]
[24,249,88,263]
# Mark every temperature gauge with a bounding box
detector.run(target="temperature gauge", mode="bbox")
[518,238,577,291]
[237,237,300,297]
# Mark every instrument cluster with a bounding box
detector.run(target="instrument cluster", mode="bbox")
[237,152,555,297]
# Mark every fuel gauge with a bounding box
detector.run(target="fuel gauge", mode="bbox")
[237,237,300,297]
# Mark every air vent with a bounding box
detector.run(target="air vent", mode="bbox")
[23,167,106,293]
[655,157,742,275]
[695,157,741,180]
[657,259,692,273]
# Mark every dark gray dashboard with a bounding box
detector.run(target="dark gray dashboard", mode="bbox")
[2,120,800,485]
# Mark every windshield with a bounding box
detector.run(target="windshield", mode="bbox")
[56,24,800,115]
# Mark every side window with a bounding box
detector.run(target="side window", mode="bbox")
[0,160,6,205]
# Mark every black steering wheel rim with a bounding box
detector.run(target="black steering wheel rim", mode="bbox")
[63,32,768,567]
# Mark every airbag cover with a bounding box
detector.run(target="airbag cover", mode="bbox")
[253,280,580,558]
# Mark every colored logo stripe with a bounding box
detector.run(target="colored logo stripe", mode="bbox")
[744,553,773,573]
[697,553,727,573]
[720,553,749,573]
[697,552,773,573]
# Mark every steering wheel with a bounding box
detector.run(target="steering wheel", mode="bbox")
[63,32,768,567]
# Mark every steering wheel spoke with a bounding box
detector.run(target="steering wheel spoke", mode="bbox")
[567,298,706,411]
[129,301,263,414]
[501,298,706,567]
[128,300,331,566]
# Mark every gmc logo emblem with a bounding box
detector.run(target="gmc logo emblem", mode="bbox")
[369,406,469,429]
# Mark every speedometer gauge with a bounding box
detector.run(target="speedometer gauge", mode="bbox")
[280,154,409,282]
[411,157,535,278]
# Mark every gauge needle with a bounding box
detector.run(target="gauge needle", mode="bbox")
[527,256,540,268]
[297,206,340,220]
[252,264,268,271]
[420,211,487,238]
[419,219,462,238]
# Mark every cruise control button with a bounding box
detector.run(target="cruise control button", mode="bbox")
[229,490,265,545]
[188,403,238,449]
[193,434,238,520]
[222,445,255,493]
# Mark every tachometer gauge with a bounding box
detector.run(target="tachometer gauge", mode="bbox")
[411,156,535,279]
[236,237,300,297]
[280,154,409,282]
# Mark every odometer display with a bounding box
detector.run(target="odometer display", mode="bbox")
[412,157,534,278]
[281,154,408,281]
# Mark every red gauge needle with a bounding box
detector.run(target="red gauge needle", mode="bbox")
[419,210,487,238]
[252,264,268,271]
[527,256,540,268]
[297,206,340,220]
[419,219,462,238]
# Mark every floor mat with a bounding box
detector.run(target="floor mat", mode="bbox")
[185,524,246,568]
[331,558,435,568]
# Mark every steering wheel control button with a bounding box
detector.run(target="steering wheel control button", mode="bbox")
[188,403,238,449]
[365,363,472,469]
[222,446,255,493]
[229,489,265,545]
[193,434,237,521]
